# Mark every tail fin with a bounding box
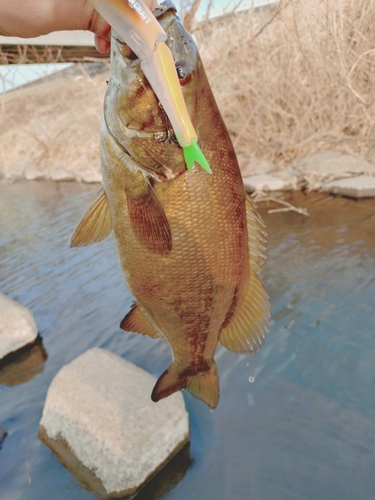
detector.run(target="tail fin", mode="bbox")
[186,363,219,409]
[151,362,220,409]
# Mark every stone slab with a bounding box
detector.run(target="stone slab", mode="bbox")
[240,157,276,177]
[39,348,189,498]
[24,167,45,181]
[50,169,76,182]
[297,152,375,176]
[80,170,102,184]
[243,174,293,192]
[323,175,375,198]
[0,293,38,360]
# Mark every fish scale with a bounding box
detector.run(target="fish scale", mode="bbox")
[70,0,270,408]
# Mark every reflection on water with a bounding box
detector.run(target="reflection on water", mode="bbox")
[0,424,7,450]
[39,425,191,500]
[135,443,191,500]
[0,182,375,499]
[0,337,47,387]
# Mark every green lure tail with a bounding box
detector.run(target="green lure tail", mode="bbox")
[183,138,212,174]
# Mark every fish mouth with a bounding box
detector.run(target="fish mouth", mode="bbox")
[154,1,178,26]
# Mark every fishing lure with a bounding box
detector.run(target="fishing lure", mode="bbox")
[88,0,212,173]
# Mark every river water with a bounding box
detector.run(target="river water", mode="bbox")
[0,181,375,499]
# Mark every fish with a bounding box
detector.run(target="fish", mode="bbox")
[70,0,270,409]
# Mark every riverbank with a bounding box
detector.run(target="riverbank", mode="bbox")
[2,76,375,199]
[1,21,375,199]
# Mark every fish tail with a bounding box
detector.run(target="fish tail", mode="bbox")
[186,362,219,409]
[151,362,219,409]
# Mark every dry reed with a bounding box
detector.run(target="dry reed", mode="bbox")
[196,0,375,168]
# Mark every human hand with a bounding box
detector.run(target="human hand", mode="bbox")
[0,0,156,53]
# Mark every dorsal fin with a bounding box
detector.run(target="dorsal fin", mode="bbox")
[70,188,112,247]
[120,302,163,339]
[246,194,267,274]
[219,196,270,354]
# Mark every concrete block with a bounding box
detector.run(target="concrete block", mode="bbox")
[243,174,293,192]
[39,348,189,498]
[0,293,38,360]
[323,175,375,198]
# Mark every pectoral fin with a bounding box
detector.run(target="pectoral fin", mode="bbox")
[120,302,162,339]
[125,178,172,256]
[70,188,112,247]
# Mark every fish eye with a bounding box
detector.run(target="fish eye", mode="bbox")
[175,62,192,86]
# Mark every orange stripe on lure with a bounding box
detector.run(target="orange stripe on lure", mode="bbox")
[88,0,212,174]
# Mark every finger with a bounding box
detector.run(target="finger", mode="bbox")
[94,34,111,53]
[88,10,111,39]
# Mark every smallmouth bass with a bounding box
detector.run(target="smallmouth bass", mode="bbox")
[71,0,270,409]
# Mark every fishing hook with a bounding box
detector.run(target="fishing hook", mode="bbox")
[153,103,179,144]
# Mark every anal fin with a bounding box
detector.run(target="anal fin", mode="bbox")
[120,302,162,339]
[70,188,112,247]
[220,270,270,354]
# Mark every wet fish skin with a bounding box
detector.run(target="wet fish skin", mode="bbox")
[71,0,270,409]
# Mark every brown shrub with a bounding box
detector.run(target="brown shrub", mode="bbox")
[196,0,375,168]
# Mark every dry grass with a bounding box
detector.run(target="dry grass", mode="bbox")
[197,0,375,168]
[0,64,109,181]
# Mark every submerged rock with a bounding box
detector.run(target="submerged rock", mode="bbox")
[39,348,189,499]
[0,293,38,360]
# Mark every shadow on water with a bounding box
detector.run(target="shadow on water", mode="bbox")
[0,181,375,500]
[134,443,191,500]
